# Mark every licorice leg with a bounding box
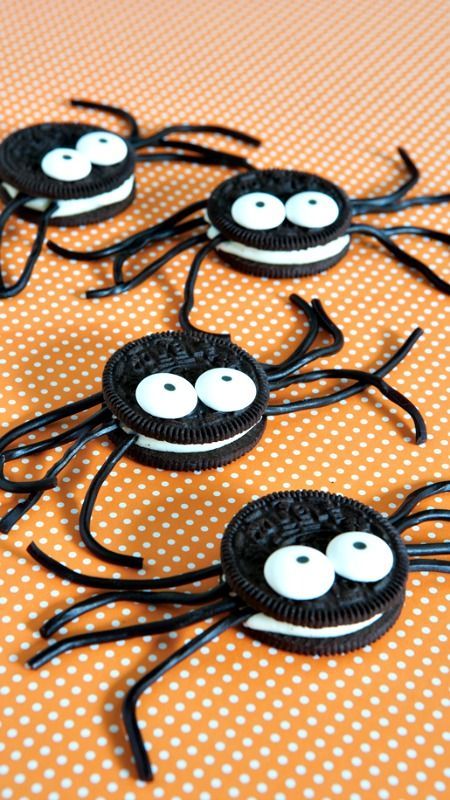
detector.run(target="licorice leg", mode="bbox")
[389,480,450,525]
[0,411,115,534]
[27,541,222,590]
[41,584,229,638]
[350,148,420,213]
[408,559,450,573]
[179,235,226,334]
[70,99,140,141]
[0,392,104,493]
[263,296,320,381]
[28,599,239,669]
[47,200,208,261]
[349,223,450,294]
[122,608,251,781]
[0,198,57,298]
[266,366,426,444]
[78,433,146,568]
[86,233,208,298]
[395,509,450,533]
[407,543,450,556]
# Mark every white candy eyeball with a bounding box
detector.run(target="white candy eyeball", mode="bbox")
[41,148,92,181]
[76,131,128,166]
[195,368,257,412]
[231,192,286,230]
[326,531,394,583]
[285,191,340,228]
[135,373,198,419]
[264,545,335,601]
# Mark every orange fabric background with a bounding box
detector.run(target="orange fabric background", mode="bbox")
[0,1,449,798]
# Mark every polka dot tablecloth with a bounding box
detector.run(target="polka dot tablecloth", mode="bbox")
[0,1,449,798]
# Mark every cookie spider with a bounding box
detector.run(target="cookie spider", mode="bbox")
[0,99,260,298]
[0,296,426,567]
[26,481,450,780]
[48,152,450,300]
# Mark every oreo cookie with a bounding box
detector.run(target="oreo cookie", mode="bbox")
[206,169,353,277]
[221,490,409,655]
[0,122,135,226]
[102,330,269,470]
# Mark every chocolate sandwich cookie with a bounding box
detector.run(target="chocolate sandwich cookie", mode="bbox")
[102,330,269,471]
[49,148,450,298]
[0,98,260,297]
[0,121,136,227]
[26,481,450,782]
[221,490,408,656]
[206,169,352,277]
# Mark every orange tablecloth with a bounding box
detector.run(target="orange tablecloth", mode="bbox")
[0,1,448,797]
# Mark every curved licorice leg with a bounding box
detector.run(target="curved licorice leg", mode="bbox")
[78,432,147,569]
[0,392,104,494]
[47,200,209,262]
[179,235,226,334]
[0,408,113,534]
[350,149,420,214]
[396,510,450,532]
[408,559,450,573]
[70,99,140,141]
[122,608,251,781]
[0,197,57,299]
[27,541,222,590]
[41,584,229,638]
[389,480,450,525]
[266,367,426,444]
[263,296,320,381]
[349,223,450,294]
[28,599,238,669]
[137,124,261,147]
[136,151,252,169]
[133,124,260,170]
[111,220,206,284]
[86,232,208,298]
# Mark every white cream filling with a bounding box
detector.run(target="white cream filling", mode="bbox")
[207,223,350,266]
[121,421,258,453]
[244,611,382,639]
[2,175,134,218]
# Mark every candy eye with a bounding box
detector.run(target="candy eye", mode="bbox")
[135,373,198,419]
[326,531,394,582]
[263,545,335,601]
[40,148,92,181]
[231,192,286,230]
[76,131,128,166]
[285,191,340,228]
[194,368,257,412]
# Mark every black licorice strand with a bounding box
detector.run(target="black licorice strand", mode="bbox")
[47,199,209,261]
[78,433,140,568]
[27,542,222,590]
[0,199,57,298]
[0,414,117,534]
[41,583,229,638]
[0,393,105,493]
[27,598,239,670]
[122,609,252,782]
[266,366,427,444]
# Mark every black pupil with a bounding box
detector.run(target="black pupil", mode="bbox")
[62,155,72,160]
[99,138,108,143]
[256,201,265,207]
[221,375,232,382]
[296,556,309,564]
[164,383,176,392]
[353,541,367,550]
[308,199,317,205]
